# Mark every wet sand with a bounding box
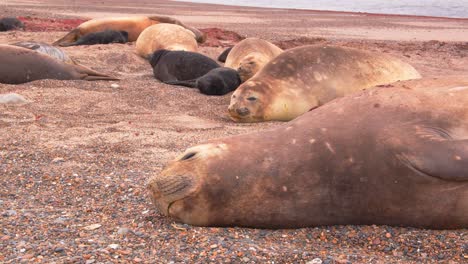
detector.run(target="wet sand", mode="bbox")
[0,0,467,263]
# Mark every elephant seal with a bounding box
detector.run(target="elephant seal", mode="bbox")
[166,67,241,96]
[149,49,220,83]
[53,16,205,46]
[148,76,468,229]
[228,45,421,122]
[0,17,24,31]
[60,30,128,46]
[0,45,118,84]
[225,38,283,82]
[12,41,75,64]
[217,47,232,63]
[136,23,198,58]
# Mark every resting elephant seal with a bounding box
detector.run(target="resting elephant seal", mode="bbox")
[53,16,205,46]
[12,41,76,64]
[60,30,128,46]
[136,23,198,58]
[149,49,220,83]
[166,67,241,96]
[0,45,118,84]
[228,45,421,122]
[0,17,24,31]
[148,76,468,229]
[224,38,283,82]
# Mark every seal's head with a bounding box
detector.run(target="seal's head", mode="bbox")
[227,80,270,122]
[237,53,269,82]
[147,143,229,226]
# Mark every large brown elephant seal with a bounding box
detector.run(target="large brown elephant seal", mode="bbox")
[135,23,198,58]
[12,41,76,64]
[224,38,283,82]
[0,45,118,84]
[228,45,421,122]
[148,76,468,229]
[52,16,205,46]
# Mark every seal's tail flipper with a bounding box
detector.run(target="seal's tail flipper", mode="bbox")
[399,137,468,182]
[165,80,197,88]
[52,28,80,46]
[218,47,232,63]
[74,64,120,81]
[148,16,206,44]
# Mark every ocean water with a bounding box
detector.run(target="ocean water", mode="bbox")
[180,0,468,18]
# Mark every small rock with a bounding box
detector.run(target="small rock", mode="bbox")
[85,260,95,264]
[83,224,101,230]
[0,93,29,104]
[117,227,130,235]
[54,247,65,253]
[111,83,119,88]
[2,210,17,217]
[210,244,218,249]
[52,157,65,163]
[307,258,323,264]
[242,257,250,262]
[108,244,119,249]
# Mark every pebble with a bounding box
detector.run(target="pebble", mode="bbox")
[117,227,131,235]
[83,224,101,230]
[52,157,65,163]
[2,210,17,217]
[111,83,120,88]
[307,258,323,264]
[108,244,120,249]
[54,247,65,253]
[85,260,95,264]
[242,257,250,262]
[0,93,29,104]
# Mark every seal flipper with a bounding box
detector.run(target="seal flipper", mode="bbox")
[148,15,206,43]
[217,47,232,63]
[52,28,80,46]
[401,138,468,182]
[73,64,120,81]
[164,79,197,88]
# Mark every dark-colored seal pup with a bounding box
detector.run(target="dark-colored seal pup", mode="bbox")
[61,30,128,46]
[0,45,118,84]
[217,47,232,63]
[0,17,24,31]
[166,67,241,96]
[149,49,220,83]
[148,77,468,229]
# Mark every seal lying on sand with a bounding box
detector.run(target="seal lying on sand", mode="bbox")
[136,23,198,58]
[12,41,76,64]
[149,49,219,83]
[224,38,283,82]
[228,45,421,122]
[0,45,118,84]
[166,67,241,96]
[148,76,468,229]
[60,30,128,46]
[53,16,205,46]
[0,17,24,31]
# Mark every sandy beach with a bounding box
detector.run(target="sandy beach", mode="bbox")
[0,0,467,263]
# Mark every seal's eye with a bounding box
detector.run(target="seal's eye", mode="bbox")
[181,152,197,161]
[247,97,257,101]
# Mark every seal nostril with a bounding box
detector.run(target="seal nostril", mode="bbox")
[247,97,257,101]
[181,152,197,161]
[236,107,250,116]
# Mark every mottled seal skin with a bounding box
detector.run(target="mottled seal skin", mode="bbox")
[0,45,118,84]
[148,77,468,229]
[166,67,241,96]
[60,30,128,46]
[217,47,232,63]
[53,16,205,46]
[0,17,24,31]
[12,41,76,64]
[136,23,198,58]
[225,38,283,82]
[228,45,421,122]
[149,50,220,83]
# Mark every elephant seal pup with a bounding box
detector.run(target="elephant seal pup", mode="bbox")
[149,49,220,83]
[225,38,283,82]
[148,77,468,229]
[166,67,241,96]
[228,45,421,122]
[0,45,118,84]
[60,30,128,46]
[53,16,205,46]
[12,41,76,64]
[0,17,24,31]
[217,47,232,63]
[136,23,198,58]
